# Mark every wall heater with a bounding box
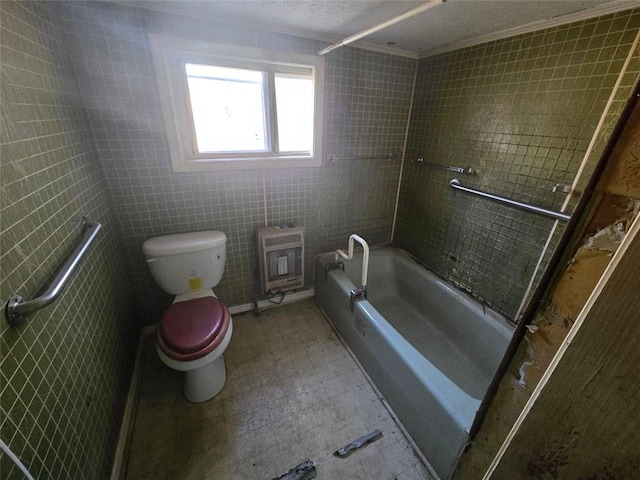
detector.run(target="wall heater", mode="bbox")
[257,225,304,294]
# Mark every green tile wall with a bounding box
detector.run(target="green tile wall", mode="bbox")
[0,2,138,478]
[2,1,636,477]
[62,1,416,325]
[395,10,640,320]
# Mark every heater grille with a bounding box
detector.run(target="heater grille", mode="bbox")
[264,233,303,247]
[257,225,304,294]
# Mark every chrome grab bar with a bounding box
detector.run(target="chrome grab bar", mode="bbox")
[5,218,102,325]
[449,179,571,221]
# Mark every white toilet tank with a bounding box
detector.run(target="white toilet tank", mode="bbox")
[142,231,227,295]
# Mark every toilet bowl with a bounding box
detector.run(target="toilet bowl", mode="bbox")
[142,231,232,403]
[156,294,233,402]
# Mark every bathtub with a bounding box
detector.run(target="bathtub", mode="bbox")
[314,247,513,479]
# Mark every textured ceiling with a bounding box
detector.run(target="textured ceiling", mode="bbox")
[117,0,638,56]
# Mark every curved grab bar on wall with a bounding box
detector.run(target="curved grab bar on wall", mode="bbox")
[4,218,102,326]
[450,179,571,221]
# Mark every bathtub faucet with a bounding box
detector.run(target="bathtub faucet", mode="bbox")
[335,234,369,307]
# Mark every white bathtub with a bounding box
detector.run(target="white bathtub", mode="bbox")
[314,247,513,479]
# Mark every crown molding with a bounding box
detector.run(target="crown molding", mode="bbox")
[100,0,640,60]
[419,0,640,59]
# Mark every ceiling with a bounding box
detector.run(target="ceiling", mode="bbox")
[119,0,640,57]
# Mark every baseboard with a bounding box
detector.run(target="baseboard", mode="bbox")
[138,291,316,324]
[228,289,315,315]
[110,328,149,480]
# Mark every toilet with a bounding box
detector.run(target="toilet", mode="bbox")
[142,231,233,403]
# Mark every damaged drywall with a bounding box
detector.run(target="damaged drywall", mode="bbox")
[549,200,639,324]
[521,200,638,386]
[487,208,640,479]
[453,98,640,480]
[454,201,639,480]
[598,96,640,199]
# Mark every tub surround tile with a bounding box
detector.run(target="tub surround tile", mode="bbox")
[395,9,640,320]
[126,300,434,480]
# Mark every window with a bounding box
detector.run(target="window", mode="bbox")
[149,34,324,171]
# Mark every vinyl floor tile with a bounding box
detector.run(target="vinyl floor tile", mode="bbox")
[125,299,435,479]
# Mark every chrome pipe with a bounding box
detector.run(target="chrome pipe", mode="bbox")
[5,218,102,325]
[449,179,571,222]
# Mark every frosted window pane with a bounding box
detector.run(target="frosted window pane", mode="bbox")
[186,64,267,153]
[275,74,313,153]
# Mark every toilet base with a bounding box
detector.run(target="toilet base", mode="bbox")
[156,317,233,403]
[183,354,226,402]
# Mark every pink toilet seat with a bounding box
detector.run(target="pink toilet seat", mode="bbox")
[157,297,230,362]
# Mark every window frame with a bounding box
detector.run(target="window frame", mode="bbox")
[149,34,324,171]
